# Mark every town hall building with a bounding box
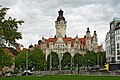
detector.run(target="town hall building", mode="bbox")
[37,9,103,60]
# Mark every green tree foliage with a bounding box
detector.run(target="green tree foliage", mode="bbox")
[0,47,5,70]
[84,50,106,66]
[84,50,97,66]
[97,51,106,67]
[15,50,26,70]
[0,47,14,71]
[29,47,46,70]
[47,52,59,70]
[73,53,86,67]
[0,7,24,47]
[61,52,71,68]
[15,47,46,70]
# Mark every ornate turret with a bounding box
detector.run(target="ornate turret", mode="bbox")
[86,27,90,33]
[94,31,97,35]
[57,9,65,21]
[86,27,91,50]
[55,9,67,38]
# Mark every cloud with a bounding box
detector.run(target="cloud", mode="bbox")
[0,0,120,48]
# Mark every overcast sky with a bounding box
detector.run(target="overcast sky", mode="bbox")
[0,0,120,48]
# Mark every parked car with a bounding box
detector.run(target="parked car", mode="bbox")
[4,72,17,77]
[22,70,33,76]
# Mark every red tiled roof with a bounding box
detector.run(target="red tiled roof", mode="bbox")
[45,38,58,48]
[63,37,75,47]
[22,48,27,51]
[5,48,15,58]
[91,37,93,42]
[78,38,86,46]
[37,45,41,48]
[98,45,103,51]
[16,47,21,51]
[44,37,87,48]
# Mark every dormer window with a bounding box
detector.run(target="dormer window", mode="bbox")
[81,41,82,44]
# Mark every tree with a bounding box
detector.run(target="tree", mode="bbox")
[15,50,26,70]
[73,53,86,67]
[0,47,14,71]
[15,47,46,70]
[47,52,59,70]
[0,7,24,47]
[29,47,46,70]
[84,50,97,66]
[97,51,106,67]
[61,52,71,69]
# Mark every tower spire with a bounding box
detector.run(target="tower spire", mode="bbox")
[55,8,67,38]
[57,9,65,21]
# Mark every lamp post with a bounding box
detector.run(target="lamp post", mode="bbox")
[77,63,79,74]
[101,56,102,67]
[26,50,28,76]
[59,53,62,70]
[50,49,52,74]
[71,56,73,74]
[58,44,62,70]
[97,53,99,66]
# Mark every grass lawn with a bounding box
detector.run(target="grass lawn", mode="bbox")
[0,75,120,80]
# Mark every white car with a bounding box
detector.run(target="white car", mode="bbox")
[22,70,33,76]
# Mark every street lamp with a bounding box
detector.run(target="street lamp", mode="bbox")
[77,63,79,74]
[26,50,28,76]
[97,53,99,66]
[58,52,62,70]
[58,44,62,70]
[71,52,75,74]
[70,56,73,74]
[50,49,52,74]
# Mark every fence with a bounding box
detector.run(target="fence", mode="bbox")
[33,70,120,76]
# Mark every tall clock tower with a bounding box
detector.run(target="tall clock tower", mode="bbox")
[55,9,67,38]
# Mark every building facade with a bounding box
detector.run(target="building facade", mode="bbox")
[38,9,103,60]
[105,18,120,63]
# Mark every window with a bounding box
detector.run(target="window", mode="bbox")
[117,50,120,55]
[116,30,118,34]
[117,43,119,49]
[117,57,120,60]
[118,37,120,40]
[81,41,82,44]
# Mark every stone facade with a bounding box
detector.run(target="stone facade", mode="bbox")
[38,9,103,60]
[105,18,120,63]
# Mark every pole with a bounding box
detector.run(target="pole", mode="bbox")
[26,50,28,76]
[50,50,52,74]
[97,54,99,66]
[101,56,102,67]
[71,56,72,74]
[59,53,61,70]
[58,45,61,70]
